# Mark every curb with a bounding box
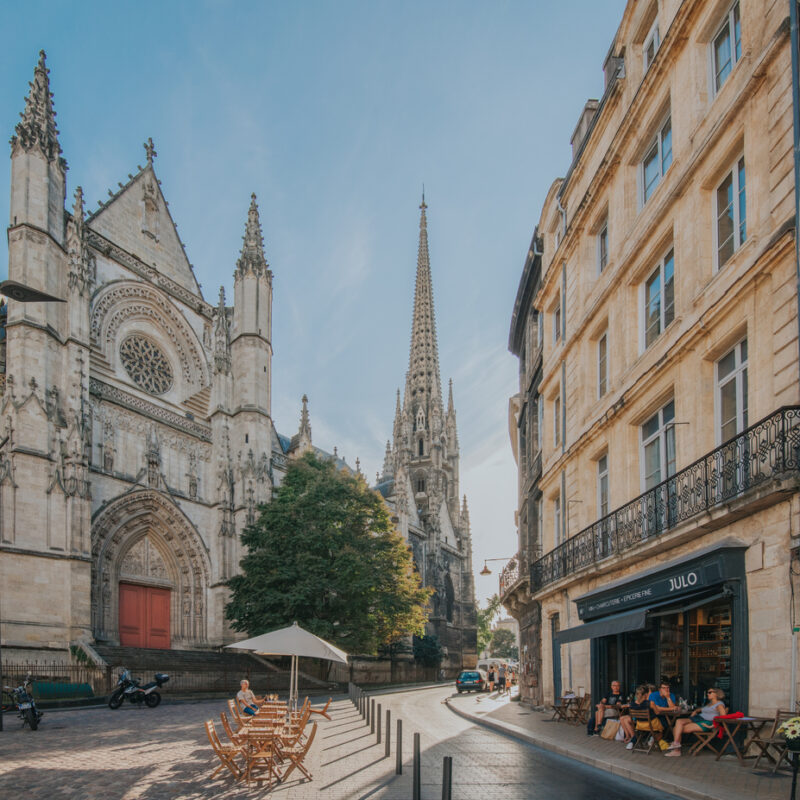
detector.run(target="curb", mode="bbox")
[444,696,737,800]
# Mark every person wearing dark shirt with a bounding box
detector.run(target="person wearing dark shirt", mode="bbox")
[619,685,649,747]
[588,680,622,735]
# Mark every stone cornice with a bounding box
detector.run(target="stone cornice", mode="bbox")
[89,378,212,442]
[86,229,213,319]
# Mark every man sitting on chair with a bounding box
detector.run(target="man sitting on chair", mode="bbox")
[237,679,259,716]
[588,680,622,735]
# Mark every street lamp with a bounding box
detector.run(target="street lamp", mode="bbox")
[0,280,64,732]
[479,557,514,576]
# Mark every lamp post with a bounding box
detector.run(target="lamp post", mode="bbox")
[479,557,513,577]
[0,281,65,732]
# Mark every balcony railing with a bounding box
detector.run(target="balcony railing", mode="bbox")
[530,406,800,593]
[500,552,528,597]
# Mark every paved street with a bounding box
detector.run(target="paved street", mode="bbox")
[0,686,678,799]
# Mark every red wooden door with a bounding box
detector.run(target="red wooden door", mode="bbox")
[119,583,171,649]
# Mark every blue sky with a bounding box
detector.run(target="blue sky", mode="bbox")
[1,0,627,605]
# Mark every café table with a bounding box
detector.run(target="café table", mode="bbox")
[657,707,691,736]
[711,716,771,764]
[237,725,285,786]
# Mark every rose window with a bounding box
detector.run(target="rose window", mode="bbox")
[119,335,174,395]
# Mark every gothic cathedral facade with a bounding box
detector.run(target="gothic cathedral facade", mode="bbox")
[0,53,312,660]
[375,198,478,670]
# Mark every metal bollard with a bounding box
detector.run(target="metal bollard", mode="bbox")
[441,755,452,800]
[385,709,391,757]
[396,719,403,774]
[370,699,376,733]
[413,732,421,800]
[377,703,382,742]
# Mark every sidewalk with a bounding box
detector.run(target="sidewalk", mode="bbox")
[446,691,793,800]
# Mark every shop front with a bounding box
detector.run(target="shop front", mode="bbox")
[554,541,749,712]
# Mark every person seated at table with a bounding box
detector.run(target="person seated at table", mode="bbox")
[648,681,678,750]
[664,687,727,757]
[588,680,622,736]
[619,685,650,748]
[237,679,259,716]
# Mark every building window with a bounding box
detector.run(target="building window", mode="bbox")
[717,339,748,442]
[598,220,609,273]
[418,438,424,456]
[537,395,544,453]
[598,453,609,518]
[553,395,561,447]
[598,332,608,397]
[641,400,676,491]
[643,249,675,349]
[553,297,561,344]
[643,20,660,71]
[554,493,562,547]
[642,116,672,204]
[713,2,741,94]
[416,478,426,494]
[716,156,746,268]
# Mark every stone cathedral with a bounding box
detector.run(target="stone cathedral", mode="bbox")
[0,53,335,661]
[375,198,478,671]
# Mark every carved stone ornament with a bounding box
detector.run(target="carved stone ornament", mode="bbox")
[119,335,174,395]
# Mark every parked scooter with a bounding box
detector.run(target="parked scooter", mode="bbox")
[108,668,169,709]
[2,673,43,730]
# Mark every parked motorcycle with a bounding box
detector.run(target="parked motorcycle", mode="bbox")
[3,673,43,730]
[108,668,169,709]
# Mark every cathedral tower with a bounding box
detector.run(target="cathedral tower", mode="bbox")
[383,195,477,671]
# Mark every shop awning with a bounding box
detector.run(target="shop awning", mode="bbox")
[555,608,648,645]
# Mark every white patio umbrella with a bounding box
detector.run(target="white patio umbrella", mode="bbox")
[225,621,348,711]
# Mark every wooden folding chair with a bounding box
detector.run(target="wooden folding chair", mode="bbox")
[571,694,592,725]
[551,696,571,722]
[205,719,244,781]
[687,724,721,757]
[281,721,318,782]
[310,697,333,721]
[220,711,245,746]
[245,731,284,787]
[753,709,796,772]
[628,709,658,754]
[228,699,247,730]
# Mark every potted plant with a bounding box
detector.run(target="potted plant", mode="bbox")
[777,716,800,752]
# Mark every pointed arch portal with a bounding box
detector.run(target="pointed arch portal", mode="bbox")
[91,488,211,649]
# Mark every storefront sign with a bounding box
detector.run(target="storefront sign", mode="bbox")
[578,559,724,620]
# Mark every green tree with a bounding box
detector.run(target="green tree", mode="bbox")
[476,594,502,654]
[413,634,443,667]
[225,451,431,654]
[489,627,518,659]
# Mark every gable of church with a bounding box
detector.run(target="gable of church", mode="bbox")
[88,165,202,298]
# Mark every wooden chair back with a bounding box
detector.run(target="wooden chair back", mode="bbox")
[205,719,243,780]
[628,708,657,754]
[281,721,318,782]
[228,698,246,729]
[310,697,333,720]
[220,711,242,745]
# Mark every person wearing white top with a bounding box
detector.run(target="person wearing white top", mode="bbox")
[237,679,259,716]
[664,687,728,756]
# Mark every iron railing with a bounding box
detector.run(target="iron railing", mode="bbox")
[500,553,527,598]
[530,406,800,593]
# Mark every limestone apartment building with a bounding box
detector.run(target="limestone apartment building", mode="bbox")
[502,0,800,715]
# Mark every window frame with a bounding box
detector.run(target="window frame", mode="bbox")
[553,297,561,345]
[714,155,746,270]
[641,114,673,206]
[597,219,609,274]
[597,453,609,519]
[710,1,742,96]
[553,394,561,448]
[598,331,608,398]
[640,248,675,351]
[640,400,676,492]
[715,338,748,444]
[553,492,562,548]
[643,19,660,71]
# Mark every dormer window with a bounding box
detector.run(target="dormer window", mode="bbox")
[643,20,660,71]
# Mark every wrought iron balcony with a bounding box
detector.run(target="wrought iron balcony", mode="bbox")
[500,552,528,598]
[530,406,800,593]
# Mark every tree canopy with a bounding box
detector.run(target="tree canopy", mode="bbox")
[476,593,502,654]
[489,627,518,659]
[225,451,431,654]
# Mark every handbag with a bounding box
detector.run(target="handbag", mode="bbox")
[600,719,620,740]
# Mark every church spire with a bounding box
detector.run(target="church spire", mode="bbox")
[236,193,269,277]
[406,194,442,409]
[11,50,62,163]
[299,394,311,439]
[447,378,455,416]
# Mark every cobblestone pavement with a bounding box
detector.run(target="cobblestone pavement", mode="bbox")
[0,687,678,799]
[448,689,795,800]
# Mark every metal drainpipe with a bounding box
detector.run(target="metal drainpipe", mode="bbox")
[790,0,800,711]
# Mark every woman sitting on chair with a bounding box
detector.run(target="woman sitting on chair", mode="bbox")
[237,679,259,716]
[664,687,727,757]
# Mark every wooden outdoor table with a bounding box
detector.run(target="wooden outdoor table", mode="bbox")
[712,717,770,764]
[237,726,285,786]
[657,707,690,735]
